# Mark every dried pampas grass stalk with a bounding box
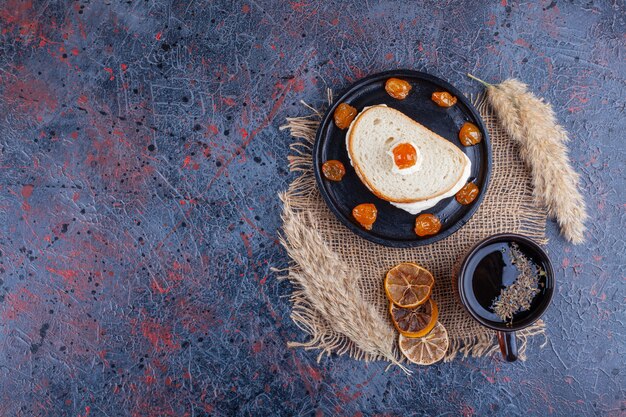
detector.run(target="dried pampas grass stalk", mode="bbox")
[468,74,588,244]
[279,200,410,373]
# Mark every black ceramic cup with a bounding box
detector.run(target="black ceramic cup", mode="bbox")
[457,233,555,362]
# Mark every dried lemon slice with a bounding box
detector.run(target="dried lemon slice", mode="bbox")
[399,321,449,365]
[389,298,438,338]
[384,262,434,308]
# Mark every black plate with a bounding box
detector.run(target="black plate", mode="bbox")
[313,70,492,247]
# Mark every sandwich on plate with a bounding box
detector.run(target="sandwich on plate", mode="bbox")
[346,105,471,214]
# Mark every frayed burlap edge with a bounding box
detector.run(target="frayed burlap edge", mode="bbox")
[276,90,548,366]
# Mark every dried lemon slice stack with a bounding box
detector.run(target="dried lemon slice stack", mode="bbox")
[384,262,449,365]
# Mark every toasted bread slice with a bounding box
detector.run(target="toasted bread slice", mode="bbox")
[346,105,471,206]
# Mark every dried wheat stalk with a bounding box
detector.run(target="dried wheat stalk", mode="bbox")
[279,201,409,373]
[468,74,588,244]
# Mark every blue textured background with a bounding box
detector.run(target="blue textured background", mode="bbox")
[0,1,624,416]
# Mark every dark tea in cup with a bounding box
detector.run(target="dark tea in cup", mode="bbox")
[457,233,555,361]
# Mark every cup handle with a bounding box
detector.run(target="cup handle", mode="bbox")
[497,331,518,362]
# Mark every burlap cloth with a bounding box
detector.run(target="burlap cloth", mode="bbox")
[277,93,548,364]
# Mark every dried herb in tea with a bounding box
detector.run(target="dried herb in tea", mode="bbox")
[491,243,544,323]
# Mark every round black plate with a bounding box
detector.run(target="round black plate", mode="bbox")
[313,70,492,247]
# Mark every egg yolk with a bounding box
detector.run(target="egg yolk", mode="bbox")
[392,143,417,169]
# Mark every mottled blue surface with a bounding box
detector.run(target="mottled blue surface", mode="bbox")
[0,1,624,416]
